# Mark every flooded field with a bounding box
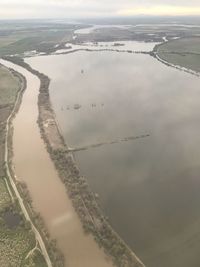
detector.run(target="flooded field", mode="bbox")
[27,47,200,267]
[1,60,113,267]
[54,40,158,54]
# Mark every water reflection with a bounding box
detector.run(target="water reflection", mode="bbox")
[27,50,200,267]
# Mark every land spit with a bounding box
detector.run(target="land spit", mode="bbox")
[2,55,145,267]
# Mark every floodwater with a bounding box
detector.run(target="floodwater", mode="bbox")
[27,47,200,267]
[74,25,132,34]
[54,41,159,55]
[1,59,113,267]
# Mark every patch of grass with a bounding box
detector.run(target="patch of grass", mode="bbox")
[0,65,21,105]
[0,179,11,212]
[24,250,47,267]
[159,53,200,72]
[0,176,38,267]
[0,36,21,48]
[158,37,200,54]
[0,27,74,56]
[0,218,34,267]
[0,65,20,176]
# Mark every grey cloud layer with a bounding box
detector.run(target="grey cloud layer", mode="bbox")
[0,0,199,18]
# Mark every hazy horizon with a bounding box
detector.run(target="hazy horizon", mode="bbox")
[0,0,200,20]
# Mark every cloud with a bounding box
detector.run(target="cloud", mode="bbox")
[0,0,200,19]
[119,6,200,16]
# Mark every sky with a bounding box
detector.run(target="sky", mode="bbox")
[0,0,200,19]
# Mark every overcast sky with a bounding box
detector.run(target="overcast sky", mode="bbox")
[0,0,200,19]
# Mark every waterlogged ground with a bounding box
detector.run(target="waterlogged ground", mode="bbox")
[54,40,159,54]
[27,44,200,267]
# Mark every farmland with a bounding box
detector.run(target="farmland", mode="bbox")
[0,22,84,56]
[156,37,200,73]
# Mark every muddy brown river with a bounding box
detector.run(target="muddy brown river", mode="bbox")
[1,59,113,267]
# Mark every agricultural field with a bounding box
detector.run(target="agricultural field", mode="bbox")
[156,37,200,72]
[2,21,200,57]
[0,65,21,105]
[0,65,47,267]
[0,177,47,267]
[0,65,21,177]
[0,22,83,56]
[0,64,21,177]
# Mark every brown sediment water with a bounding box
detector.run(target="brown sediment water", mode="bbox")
[0,59,113,267]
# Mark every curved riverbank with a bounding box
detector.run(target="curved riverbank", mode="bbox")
[2,55,145,267]
[152,41,200,77]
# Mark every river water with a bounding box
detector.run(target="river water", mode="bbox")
[26,46,200,267]
[1,59,113,267]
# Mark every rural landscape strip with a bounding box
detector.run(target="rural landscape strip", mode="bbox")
[2,65,53,267]
[2,55,146,267]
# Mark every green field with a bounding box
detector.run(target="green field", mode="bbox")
[0,65,21,177]
[156,37,200,72]
[0,36,20,48]
[0,65,21,105]
[0,66,47,267]
[0,22,81,56]
[0,178,47,267]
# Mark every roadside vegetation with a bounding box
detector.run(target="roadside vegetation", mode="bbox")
[0,184,46,267]
[155,37,200,73]
[0,64,21,177]
[0,65,47,267]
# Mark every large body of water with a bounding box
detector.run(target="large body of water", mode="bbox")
[27,46,200,267]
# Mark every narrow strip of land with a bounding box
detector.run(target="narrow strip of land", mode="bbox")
[67,134,150,152]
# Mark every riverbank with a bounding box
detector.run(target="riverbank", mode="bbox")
[2,55,145,267]
[152,38,200,76]
[2,56,118,267]
[1,59,66,267]
[0,63,49,267]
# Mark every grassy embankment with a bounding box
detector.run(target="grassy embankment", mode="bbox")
[0,65,47,267]
[3,55,145,267]
[155,37,200,73]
